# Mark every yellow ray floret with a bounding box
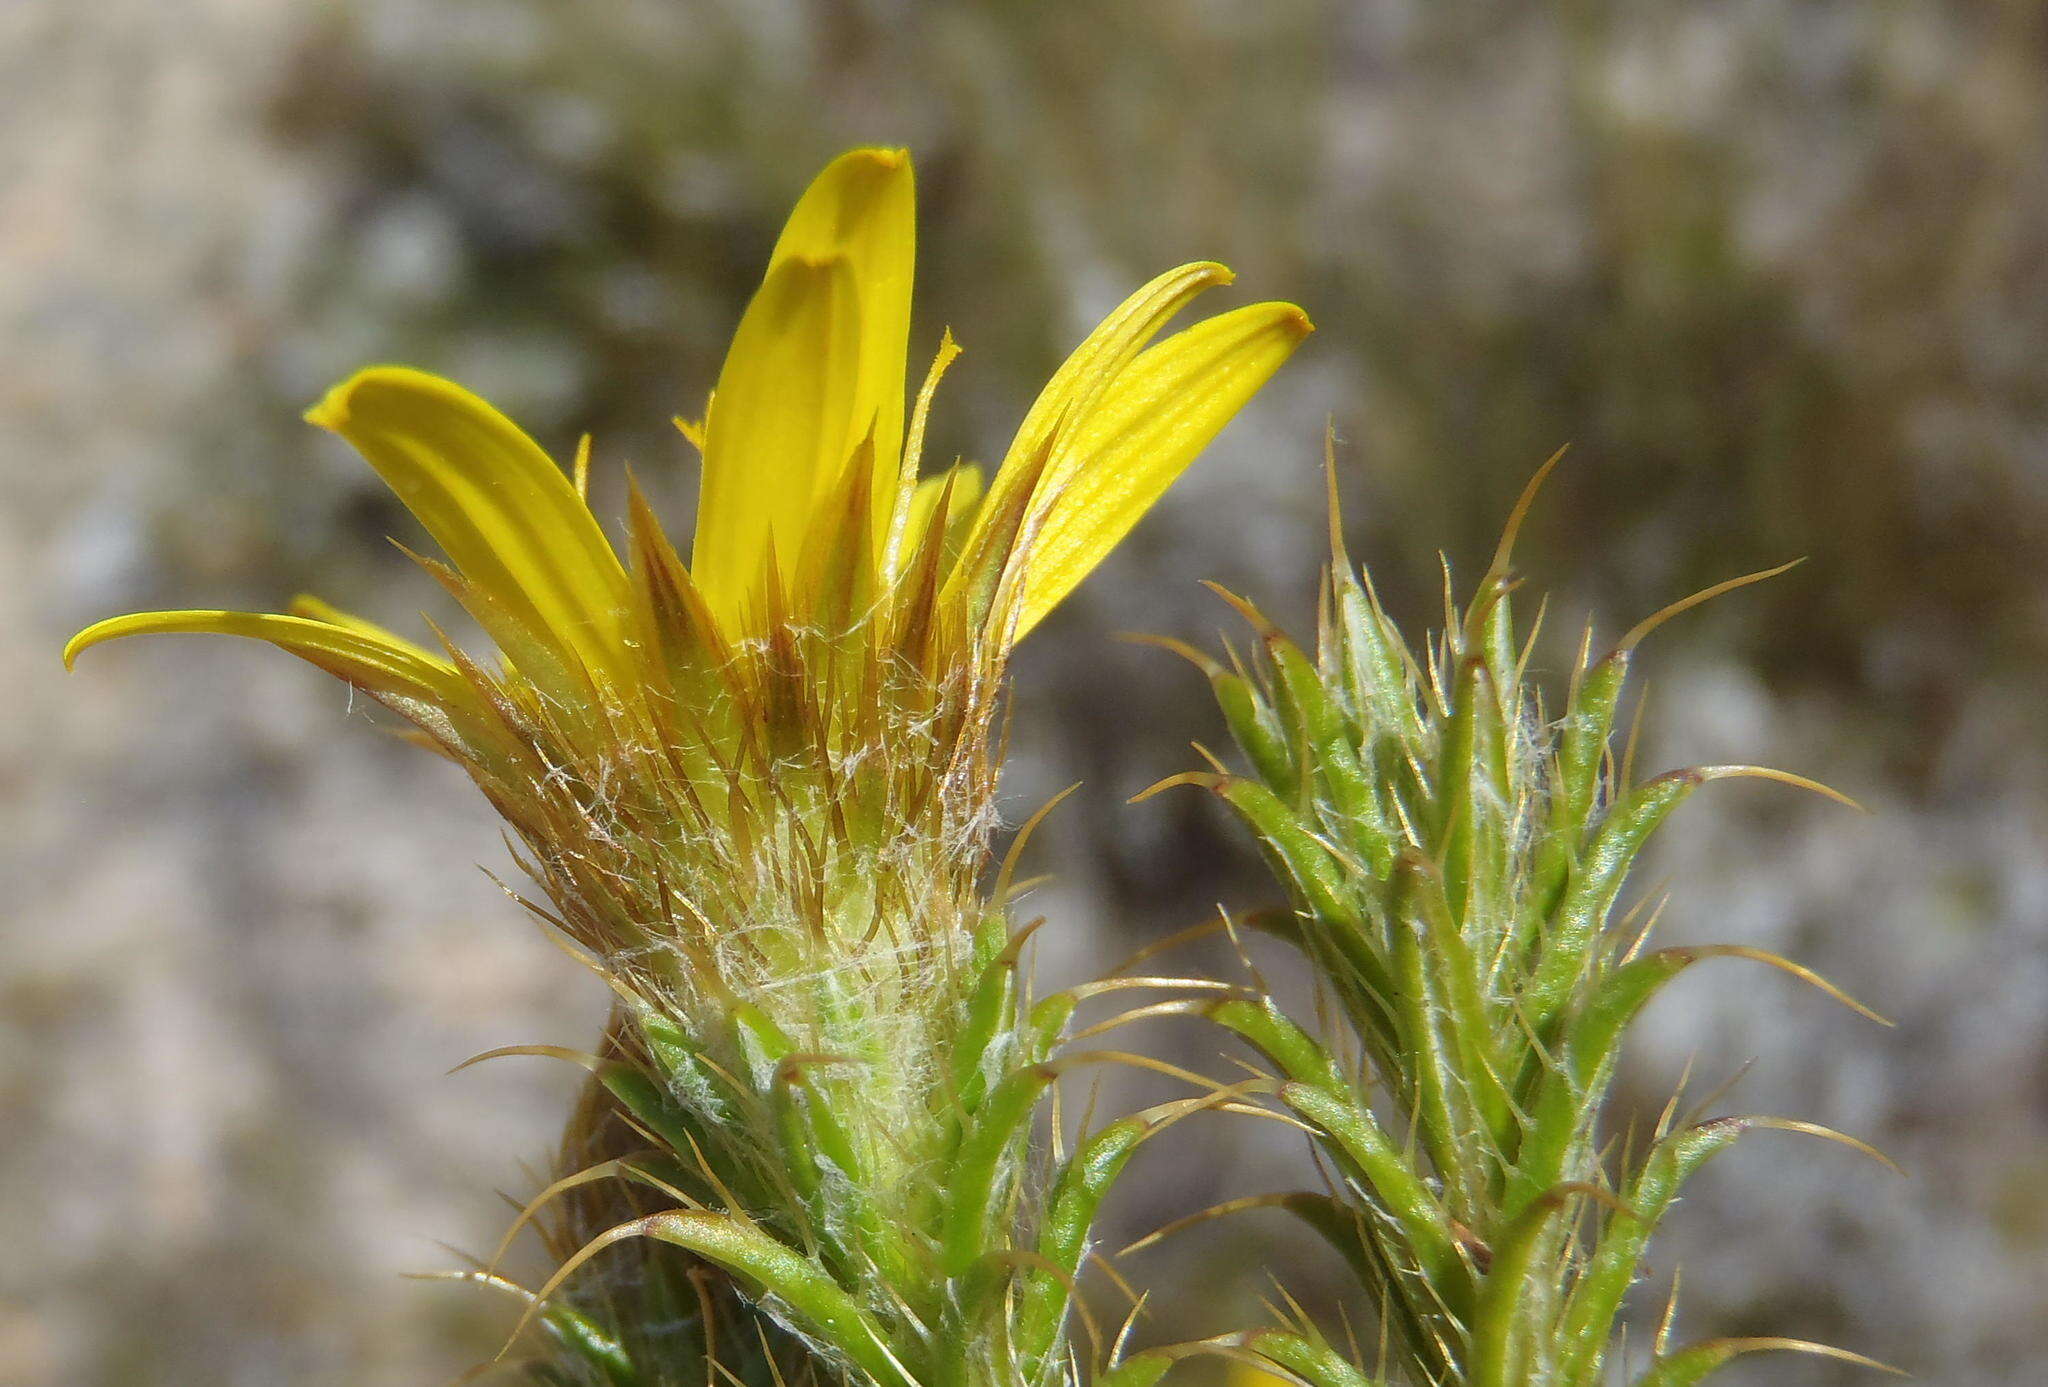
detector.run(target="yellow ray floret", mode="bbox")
[65,609,464,706]
[761,146,915,551]
[692,148,914,632]
[1009,299,1314,636]
[304,365,632,686]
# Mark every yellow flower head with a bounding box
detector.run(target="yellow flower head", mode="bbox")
[65,149,1310,1380]
[65,147,1307,1034]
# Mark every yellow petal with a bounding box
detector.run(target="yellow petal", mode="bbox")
[1012,301,1314,637]
[305,367,630,684]
[64,609,466,708]
[766,147,916,555]
[1002,261,1235,485]
[949,262,1234,603]
[691,254,862,632]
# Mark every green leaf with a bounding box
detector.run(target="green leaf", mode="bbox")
[1523,771,1701,1031]
[1095,1352,1176,1387]
[1246,1329,1387,1387]
[1631,1337,1900,1387]
[1557,1120,1747,1378]
[1278,1082,1466,1306]
[1469,1185,1611,1387]
[637,1212,910,1387]
[541,1303,641,1387]
[1014,1113,1153,1372]
[938,1063,1053,1277]
[1214,668,1300,801]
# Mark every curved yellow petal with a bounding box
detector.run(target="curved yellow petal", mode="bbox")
[64,609,467,708]
[1012,301,1314,638]
[766,146,916,554]
[305,366,630,684]
[1001,260,1235,485]
[948,262,1234,606]
[692,254,862,632]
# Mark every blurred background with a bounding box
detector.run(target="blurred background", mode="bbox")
[6,2,2046,1383]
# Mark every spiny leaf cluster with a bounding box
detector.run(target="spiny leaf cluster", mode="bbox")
[1136,464,1892,1387]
